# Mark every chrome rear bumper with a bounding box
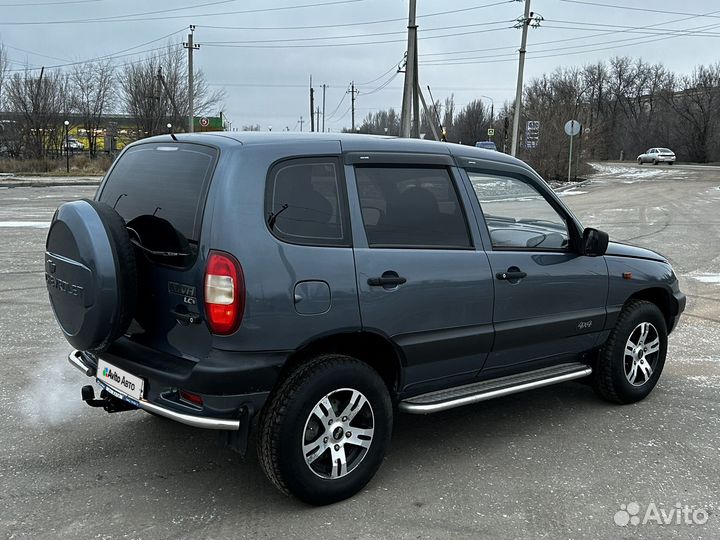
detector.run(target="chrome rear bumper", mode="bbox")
[68,350,240,431]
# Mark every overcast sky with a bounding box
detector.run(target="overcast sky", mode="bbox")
[2,0,720,131]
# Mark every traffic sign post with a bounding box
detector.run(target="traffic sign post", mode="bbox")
[487,128,495,137]
[525,120,540,149]
[565,120,581,182]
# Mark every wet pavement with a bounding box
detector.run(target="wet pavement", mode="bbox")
[0,164,718,539]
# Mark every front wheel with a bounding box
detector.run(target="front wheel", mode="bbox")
[637,158,642,165]
[257,354,393,505]
[668,161,674,165]
[593,300,668,404]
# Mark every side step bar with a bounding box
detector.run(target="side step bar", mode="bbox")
[399,363,592,414]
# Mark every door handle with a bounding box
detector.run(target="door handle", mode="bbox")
[496,269,527,281]
[368,276,407,287]
[368,272,407,287]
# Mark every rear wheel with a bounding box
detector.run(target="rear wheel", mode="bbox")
[668,161,674,165]
[637,158,642,165]
[593,300,667,404]
[257,354,392,505]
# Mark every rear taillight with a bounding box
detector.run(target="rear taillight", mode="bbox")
[204,250,245,335]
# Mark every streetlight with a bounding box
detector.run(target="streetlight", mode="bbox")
[63,120,70,173]
[481,95,494,134]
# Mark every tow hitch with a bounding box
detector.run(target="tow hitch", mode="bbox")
[81,385,137,413]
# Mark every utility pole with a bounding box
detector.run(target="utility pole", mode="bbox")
[310,76,315,132]
[322,84,327,132]
[510,1,543,155]
[350,81,357,132]
[400,0,417,138]
[316,106,321,132]
[183,25,199,133]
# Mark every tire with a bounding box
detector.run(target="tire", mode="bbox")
[45,199,137,352]
[257,354,393,505]
[637,158,642,165]
[653,159,658,165]
[668,161,674,165]
[594,300,668,404]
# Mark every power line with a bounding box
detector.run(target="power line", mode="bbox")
[0,0,366,25]
[422,20,720,65]
[559,0,720,19]
[421,19,720,67]
[198,0,514,34]
[6,42,184,72]
[199,25,513,49]
[0,0,102,5]
[200,20,513,46]
[420,8,720,59]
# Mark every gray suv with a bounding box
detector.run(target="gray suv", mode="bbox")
[45,133,685,505]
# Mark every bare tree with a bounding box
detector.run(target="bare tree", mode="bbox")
[120,44,224,139]
[5,67,68,158]
[663,64,720,162]
[71,60,115,157]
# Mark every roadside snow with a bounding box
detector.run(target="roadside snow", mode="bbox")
[0,221,49,228]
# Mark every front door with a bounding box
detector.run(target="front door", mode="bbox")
[460,165,608,377]
[346,156,495,394]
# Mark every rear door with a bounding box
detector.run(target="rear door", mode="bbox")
[97,141,218,359]
[458,162,608,377]
[345,153,495,394]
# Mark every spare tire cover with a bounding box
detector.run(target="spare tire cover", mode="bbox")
[45,199,137,352]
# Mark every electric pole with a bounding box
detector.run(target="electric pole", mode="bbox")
[510,0,542,156]
[349,81,357,132]
[316,106,321,132]
[310,76,315,132]
[322,84,327,132]
[183,25,199,133]
[400,0,417,138]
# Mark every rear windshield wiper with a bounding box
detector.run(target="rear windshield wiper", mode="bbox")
[267,203,289,231]
[127,228,189,258]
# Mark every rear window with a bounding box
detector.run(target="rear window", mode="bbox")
[99,143,218,242]
[354,166,472,249]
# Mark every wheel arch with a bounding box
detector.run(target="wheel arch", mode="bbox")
[625,287,676,330]
[278,331,405,396]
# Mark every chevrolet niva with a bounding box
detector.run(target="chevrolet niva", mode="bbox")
[45,132,685,505]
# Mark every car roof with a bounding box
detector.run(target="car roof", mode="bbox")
[137,131,527,169]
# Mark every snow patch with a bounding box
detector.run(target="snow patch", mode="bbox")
[0,221,49,228]
[690,273,720,284]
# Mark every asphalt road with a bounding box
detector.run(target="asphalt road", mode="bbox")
[1,163,719,539]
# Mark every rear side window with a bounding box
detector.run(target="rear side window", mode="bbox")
[354,166,471,249]
[99,143,217,242]
[265,157,348,246]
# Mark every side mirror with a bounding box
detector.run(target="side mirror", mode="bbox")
[582,227,609,256]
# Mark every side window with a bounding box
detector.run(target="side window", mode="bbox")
[266,158,348,246]
[354,166,472,249]
[467,170,569,251]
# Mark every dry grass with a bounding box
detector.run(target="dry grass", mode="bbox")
[0,155,113,176]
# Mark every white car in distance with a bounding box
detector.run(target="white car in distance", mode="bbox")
[637,147,675,165]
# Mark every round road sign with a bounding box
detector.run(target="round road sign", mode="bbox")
[199,117,209,127]
[564,120,581,137]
